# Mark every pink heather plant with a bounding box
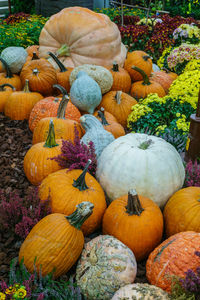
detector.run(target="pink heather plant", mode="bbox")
[185,159,200,187]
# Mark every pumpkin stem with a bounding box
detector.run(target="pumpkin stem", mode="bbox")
[0,83,15,91]
[48,52,68,72]
[66,201,94,230]
[115,91,122,104]
[139,139,153,150]
[23,79,31,93]
[112,61,119,72]
[56,44,70,57]
[0,57,13,78]
[126,189,144,216]
[43,119,59,148]
[162,67,170,73]
[33,68,39,75]
[132,66,151,85]
[143,55,152,61]
[53,84,68,96]
[97,108,109,126]
[73,160,91,191]
[56,94,69,119]
[32,52,39,60]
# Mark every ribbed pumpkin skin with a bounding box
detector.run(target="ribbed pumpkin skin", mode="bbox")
[124,51,152,82]
[0,90,13,112]
[102,194,163,261]
[18,213,84,278]
[150,71,174,93]
[26,45,39,57]
[0,73,22,91]
[24,139,62,185]
[32,117,83,145]
[4,91,43,120]
[130,80,166,100]
[39,169,106,236]
[107,65,132,93]
[20,60,57,96]
[56,68,73,93]
[164,187,200,237]
[99,91,137,127]
[146,231,200,292]
[29,97,81,132]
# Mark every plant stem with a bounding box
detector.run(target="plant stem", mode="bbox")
[126,189,144,216]
[72,160,91,191]
[132,65,151,85]
[66,201,94,229]
[43,120,59,148]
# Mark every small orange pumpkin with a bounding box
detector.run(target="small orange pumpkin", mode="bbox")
[150,71,174,93]
[26,45,39,57]
[39,160,107,236]
[0,83,15,112]
[0,58,22,91]
[107,61,131,93]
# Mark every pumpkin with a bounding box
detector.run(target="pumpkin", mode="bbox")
[0,84,15,112]
[150,70,174,93]
[103,189,163,261]
[32,93,83,144]
[76,235,137,300]
[111,283,169,299]
[48,52,73,93]
[4,79,43,120]
[146,231,200,292]
[0,58,22,91]
[94,108,125,138]
[19,201,94,279]
[98,90,137,127]
[124,50,152,82]
[39,160,106,236]
[0,60,5,73]
[1,46,28,73]
[24,120,62,185]
[162,68,178,81]
[130,66,166,100]
[20,58,57,96]
[96,133,185,208]
[70,71,102,114]
[163,186,200,237]
[80,114,115,159]
[69,64,113,94]
[26,45,39,57]
[28,84,81,132]
[39,7,127,68]
[106,61,132,93]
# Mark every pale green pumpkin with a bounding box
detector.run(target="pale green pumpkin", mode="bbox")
[1,47,28,73]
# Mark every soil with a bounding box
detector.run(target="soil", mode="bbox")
[0,113,148,290]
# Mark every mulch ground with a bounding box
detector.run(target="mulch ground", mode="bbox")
[0,112,148,288]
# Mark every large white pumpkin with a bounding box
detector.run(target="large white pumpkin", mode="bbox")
[96,133,185,208]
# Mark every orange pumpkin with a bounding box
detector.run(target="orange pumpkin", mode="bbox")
[162,68,178,80]
[150,71,174,93]
[163,187,200,237]
[0,83,15,112]
[39,160,107,236]
[94,108,125,138]
[0,60,5,73]
[26,45,39,57]
[130,66,166,100]
[107,62,131,93]
[19,202,94,279]
[102,189,163,261]
[124,50,152,82]
[20,58,57,96]
[146,231,200,292]
[0,58,22,91]
[99,90,137,127]
[4,79,43,120]
[24,120,62,185]
[32,93,83,144]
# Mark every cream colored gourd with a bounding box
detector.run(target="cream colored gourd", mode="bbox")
[1,47,28,73]
[80,114,115,159]
[96,133,185,208]
[76,235,137,300]
[69,64,113,94]
[111,283,170,299]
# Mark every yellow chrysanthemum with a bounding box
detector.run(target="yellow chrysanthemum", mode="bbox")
[0,292,6,300]
[13,288,27,299]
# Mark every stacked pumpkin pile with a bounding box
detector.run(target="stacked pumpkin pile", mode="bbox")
[0,6,199,300]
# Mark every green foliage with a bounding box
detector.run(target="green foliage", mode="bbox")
[10,0,35,14]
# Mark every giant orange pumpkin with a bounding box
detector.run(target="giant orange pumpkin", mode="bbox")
[38,7,127,68]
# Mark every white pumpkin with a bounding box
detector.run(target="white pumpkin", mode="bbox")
[111,283,169,299]
[1,47,28,73]
[96,133,185,208]
[76,235,137,300]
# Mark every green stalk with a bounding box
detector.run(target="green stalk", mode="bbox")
[143,55,152,61]
[31,52,39,60]
[126,189,144,216]
[43,119,59,148]
[139,139,153,150]
[55,44,70,57]
[0,57,13,78]
[132,65,151,85]
[115,91,122,104]
[97,108,109,126]
[23,79,31,93]
[66,201,94,230]
[48,52,68,72]
[73,160,91,191]
[112,61,119,72]
[0,83,15,91]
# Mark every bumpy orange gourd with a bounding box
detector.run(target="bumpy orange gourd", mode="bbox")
[26,45,39,57]
[29,85,81,132]
[146,231,200,292]
[39,7,127,68]
[4,80,43,120]
[32,92,83,144]
[20,58,57,96]
[94,108,125,138]
[163,187,200,237]
[102,190,163,261]
[24,120,62,185]
[0,83,15,112]
[150,71,174,93]
[18,202,94,279]
[39,160,107,236]
[124,51,152,82]
[99,91,137,127]
[130,66,166,100]
[106,62,131,93]
[0,58,22,91]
